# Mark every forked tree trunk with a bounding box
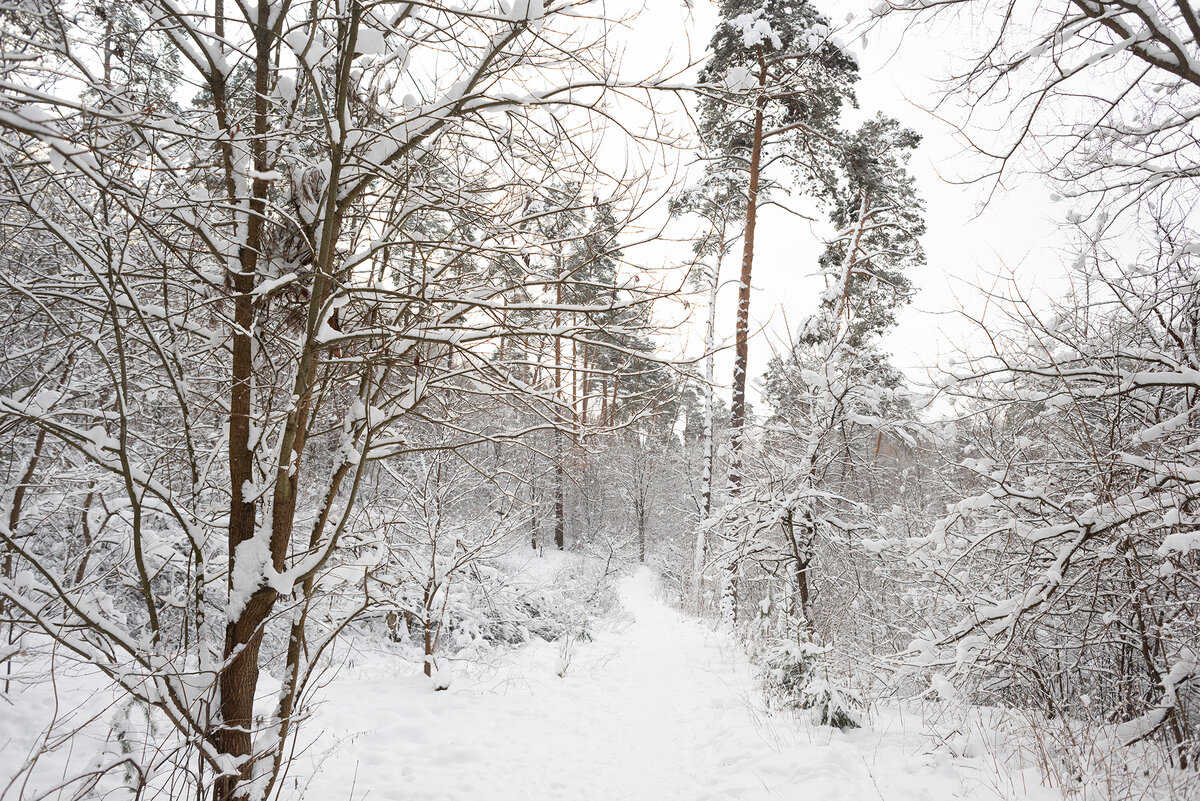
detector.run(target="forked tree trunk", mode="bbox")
[782,509,812,630]
[212,5,278,796]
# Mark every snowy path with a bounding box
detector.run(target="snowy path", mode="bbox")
[300,568,1043,801]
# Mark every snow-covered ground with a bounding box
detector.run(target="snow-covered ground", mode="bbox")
[295,567,1058,801]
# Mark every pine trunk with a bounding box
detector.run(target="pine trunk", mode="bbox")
[554,434,565,550]
[722,50,766,629]
[727,51,766,493]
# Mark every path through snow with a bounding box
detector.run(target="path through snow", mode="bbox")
[299,568,1049,800]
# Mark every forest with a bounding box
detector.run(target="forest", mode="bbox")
[0,0,1197,799]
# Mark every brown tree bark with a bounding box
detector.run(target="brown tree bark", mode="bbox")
[722,48,767,629]
[554,435,565,550]
[216,197,269,801]
[214,4,291,797]
[727,47,766,492]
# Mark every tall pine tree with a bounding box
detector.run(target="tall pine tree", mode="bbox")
[698,0,858,488]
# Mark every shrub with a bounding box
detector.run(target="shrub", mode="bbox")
[762,639,864,730]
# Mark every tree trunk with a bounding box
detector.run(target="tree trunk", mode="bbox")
[216,239,266,801]
[571,328,579,434]
[701,255,719,518]
[423,580,435,678]
[554,433,565,550]
[609,374,619,426]
[599,376,608,428]
[636,487,647,563]
[554,261,566,550]
[783,509,812,630]
[3,428,45,695]
[693,253,721,613]
[530,481,539,551]
[728,48,766,492]
[576,347,585,429]
[721,50,766,630]
[720,562,738,630]
[216,7,304,795]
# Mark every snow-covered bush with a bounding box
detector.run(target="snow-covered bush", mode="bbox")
[763,639,864,730]
[369,550,615,671]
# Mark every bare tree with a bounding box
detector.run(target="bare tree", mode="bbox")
[919,210,1200,766]
[876,0,1200,218]
[0,1,680,798]
[876,0,1200,768]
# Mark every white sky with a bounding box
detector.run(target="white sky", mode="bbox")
[610,0,1071,410]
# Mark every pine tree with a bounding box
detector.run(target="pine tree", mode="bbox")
[698,0,858,489]
[802,114,924,349]
[751,113,925,631]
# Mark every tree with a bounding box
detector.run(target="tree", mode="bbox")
[671,169,744,609]
[367,441,514,680]
[801,114,924,349]
[876,0,1200,221]
[876,0,1200,766]
[917,211,1200,767]
[697,0,858,488]
[504,188,668,553]
[709,113,924,645]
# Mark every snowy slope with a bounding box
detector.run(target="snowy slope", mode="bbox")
[296,567,1058,801]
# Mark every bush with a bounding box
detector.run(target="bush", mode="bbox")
[762,639,864,730]
[372,551,612,663]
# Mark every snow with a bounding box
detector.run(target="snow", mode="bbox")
[0,567,1098,801]
[315,318,341,344]
[506,0,546,22]
[731,10,783,50]
[274,76,296,103]
[252,271,299,296]
[297,568,1050,801]
[355,27,387,57]
[723,65,757,92]
[1160,530,1200,554]
[227,530,274,618]
[284,30,311,61]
